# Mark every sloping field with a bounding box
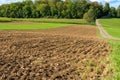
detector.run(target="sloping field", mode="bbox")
[0,25,111,80]
[0,22,71,30]
[99,18,120,38]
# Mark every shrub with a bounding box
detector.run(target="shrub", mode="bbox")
[83,8,96,23]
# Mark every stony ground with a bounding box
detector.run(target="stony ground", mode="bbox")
[0,25,111,80]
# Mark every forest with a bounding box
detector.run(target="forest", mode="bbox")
[0,0,120,22]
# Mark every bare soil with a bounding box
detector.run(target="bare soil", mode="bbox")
[0,25,111,80]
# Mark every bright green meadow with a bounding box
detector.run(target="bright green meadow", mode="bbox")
[0,17,91,30]
[0,23,72,30]
[99,18,120,80]
[109,40,120,80]
[99,18,120,38]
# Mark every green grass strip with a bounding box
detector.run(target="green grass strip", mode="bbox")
[109,40,120,80]
[0,23,72,30]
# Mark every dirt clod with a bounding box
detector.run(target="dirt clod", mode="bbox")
[0,25,110,80]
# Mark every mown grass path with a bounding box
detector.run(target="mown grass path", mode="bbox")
[96,19,120,40]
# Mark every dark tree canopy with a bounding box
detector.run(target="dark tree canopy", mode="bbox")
[0,0,119,22]
[109,7,116,17]
[117,5,120,18]
[103,3,110,16]
[83,8,96,23]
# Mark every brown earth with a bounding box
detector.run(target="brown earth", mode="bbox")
[0,25,111,80]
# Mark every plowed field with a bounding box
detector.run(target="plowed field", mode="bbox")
[0,25,110,80]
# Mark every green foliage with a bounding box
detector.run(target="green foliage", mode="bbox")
[117,5,120,18]
[109,7,117,17]
[83,8,96,23]
[0,0,117,19]
[22,5,32,18]
[0,0,104,19]
[90,2,103,18]
[56,2,63,18]
[103,3,110,16]
[39,4,50,17]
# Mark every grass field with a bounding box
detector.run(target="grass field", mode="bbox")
[0,22,72,30]
[109,40,120,80]
[0,17,12,22]
[99,19,120,80]
[13,18,89,24]
[0,17,91,30]
[0,17,91,25]
[99,18,120,38]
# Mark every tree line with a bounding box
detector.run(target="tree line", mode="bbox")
[0,0,120,22]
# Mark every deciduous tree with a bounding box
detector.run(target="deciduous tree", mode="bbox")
[117,5,120,18]
[103,3,110,16]
[83,8,96,23]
